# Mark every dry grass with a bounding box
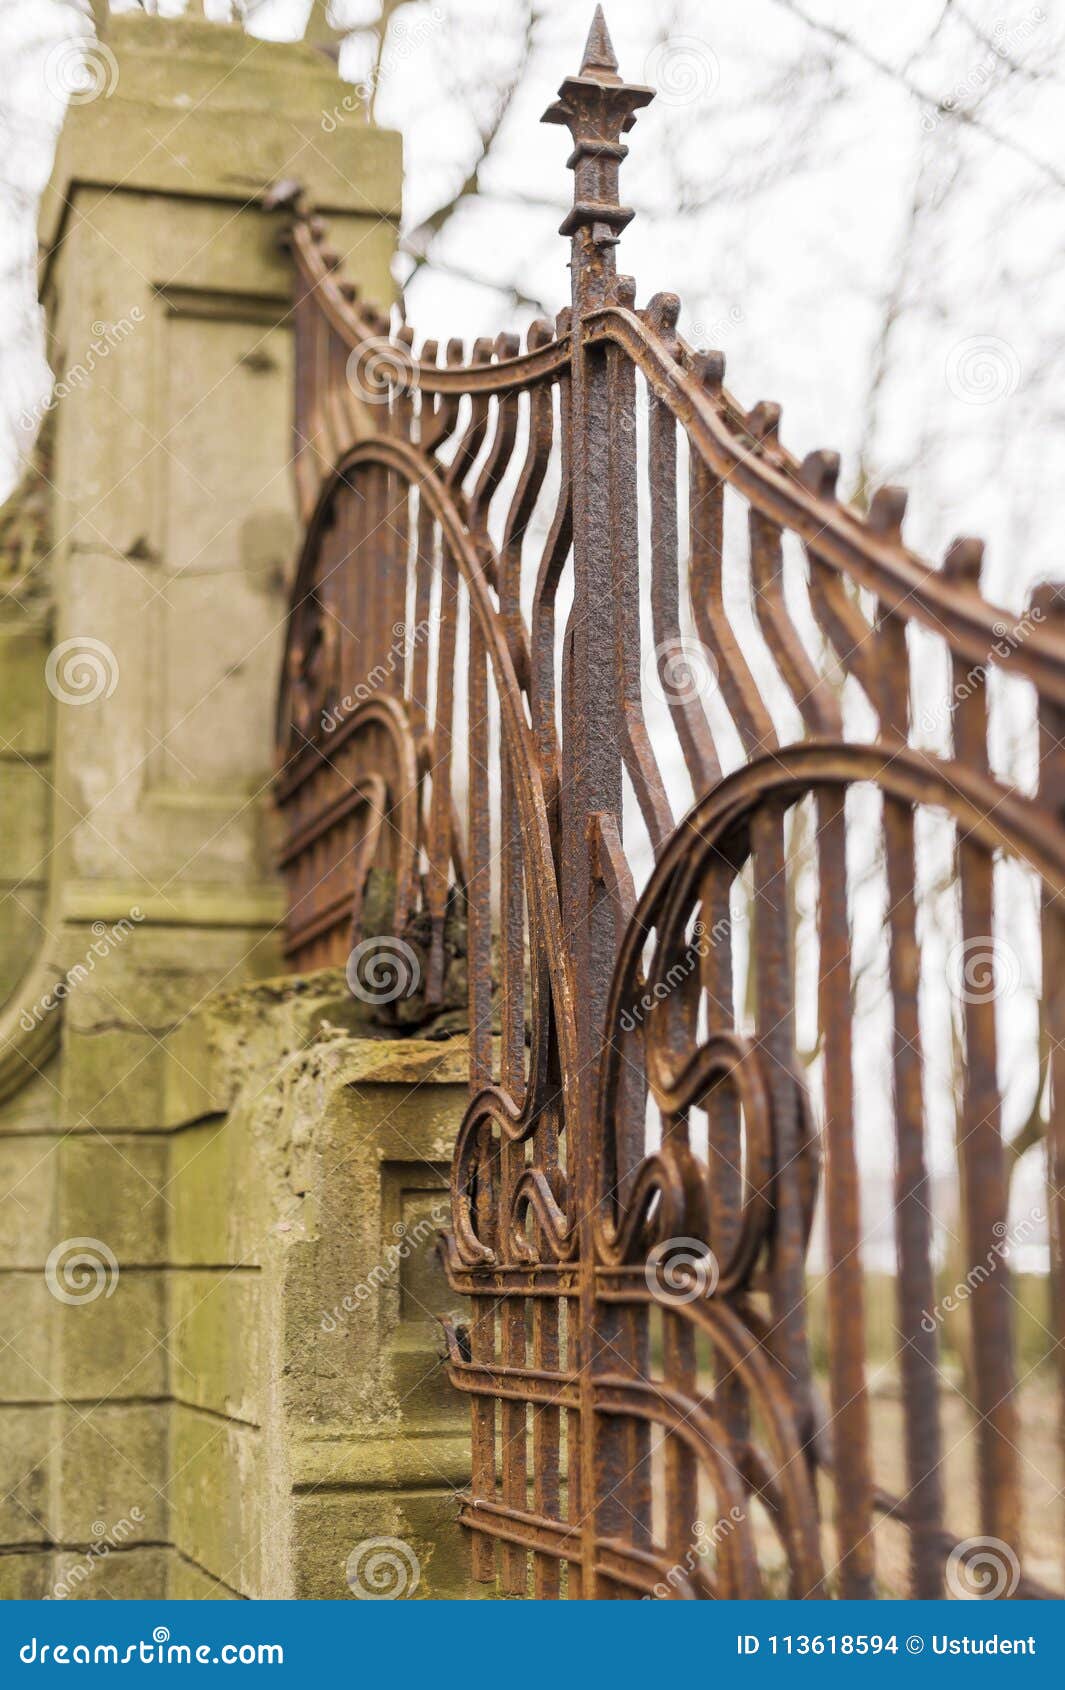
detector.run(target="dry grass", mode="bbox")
[745,1374,1064,1597]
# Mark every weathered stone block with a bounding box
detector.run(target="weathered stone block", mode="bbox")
[168,1405,266,1597]
[0,1060,61,1136]
[0,763,49,884]
[39,19,402,253]
[0,1549,53,1599]
[52,1405,167,1545]
[53,1272,166,1402]
[57,1136,168,1265]
[169,1120,264,1267]
[167,1553,239,1601]
[1,1276,56,1403]
[59,1030,167,1134]
[54,1545,169,1602]
[0,1137,58,1269]
[292,1489,473,1601]
[0,627,51,757]
[0,1406,56,1543]
[169,1270,263,1425]
[57,926,284,1130]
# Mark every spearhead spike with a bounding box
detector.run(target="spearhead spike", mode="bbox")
[580,7,620,80]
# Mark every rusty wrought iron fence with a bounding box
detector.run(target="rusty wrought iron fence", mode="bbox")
[272,9,1065,1600]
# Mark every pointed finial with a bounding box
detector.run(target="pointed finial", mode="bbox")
[580,6,620,80]
[542,9,654,284]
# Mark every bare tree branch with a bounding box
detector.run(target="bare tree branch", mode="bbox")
[403,1,537,270]
[767,0,1065,191]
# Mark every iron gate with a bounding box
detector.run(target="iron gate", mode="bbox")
[272,9,1065,1600]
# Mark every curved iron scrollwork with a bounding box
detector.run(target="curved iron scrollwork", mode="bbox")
[273,8,1065,1600]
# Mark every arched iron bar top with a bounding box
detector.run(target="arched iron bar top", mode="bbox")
[584,304,1065,706]
[271,193,1065,707]
[286,216,572,394]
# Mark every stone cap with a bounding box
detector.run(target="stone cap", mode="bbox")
[40,15,402,259]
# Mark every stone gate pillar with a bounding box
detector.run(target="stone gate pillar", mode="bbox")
[0,9,414,1600]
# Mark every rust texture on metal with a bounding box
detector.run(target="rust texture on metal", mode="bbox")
[272,10,1065,1599]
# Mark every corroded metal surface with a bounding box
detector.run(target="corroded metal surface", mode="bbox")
[273,10,1065,1600]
